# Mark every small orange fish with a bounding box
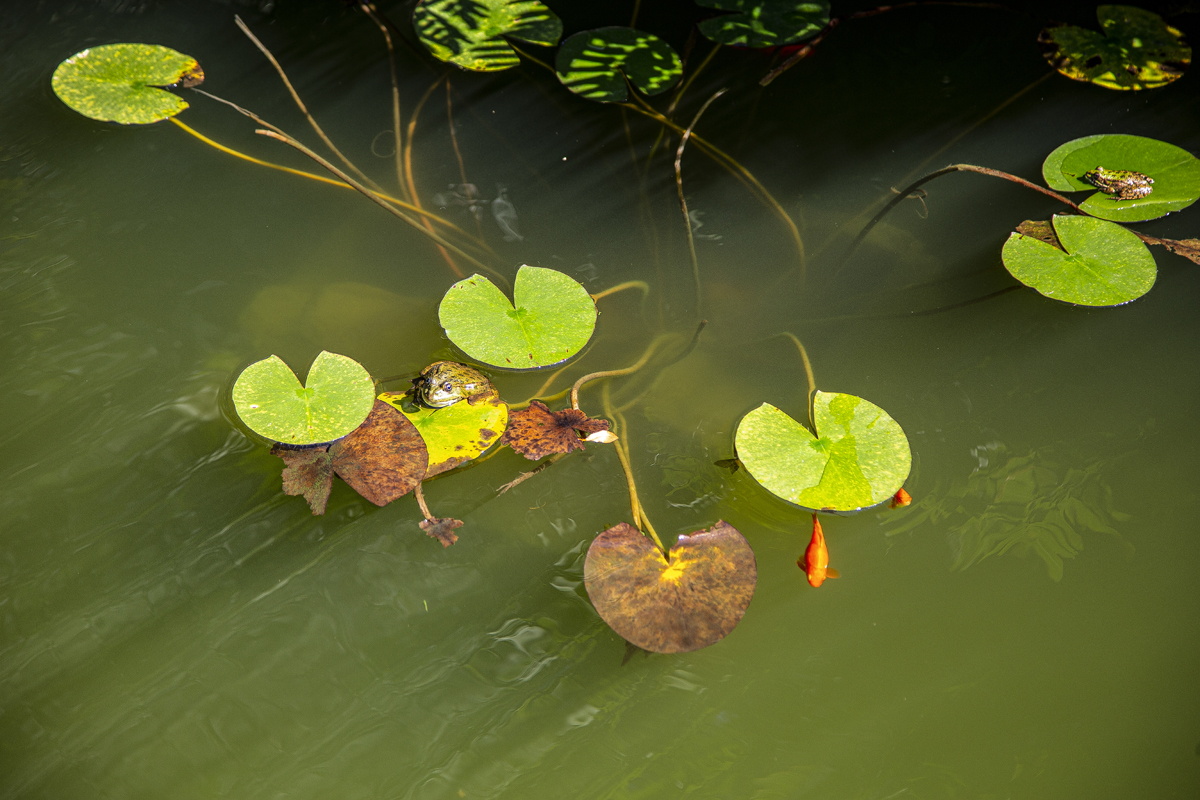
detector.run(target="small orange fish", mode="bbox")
[890,487,912,508]
[800,514,840,588]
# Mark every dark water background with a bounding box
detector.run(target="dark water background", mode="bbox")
[2,1,1199,797]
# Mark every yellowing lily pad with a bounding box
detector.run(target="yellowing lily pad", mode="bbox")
[1038,5,1190,91]
[735,392,911,512]
[52,43,203,124]
[584,521,756,653]
[232,351,375,445]
[379,389,508,477]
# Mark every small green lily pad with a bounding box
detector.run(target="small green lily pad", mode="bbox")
[413,0,562,72]
[696,0,829,49]
[232,351,375,445]
[438,265,596,369]
[52,43,203,125]
[379,389,508,477]
[1038,5,1190,91]
[735,392,911,512]
[556,27,683,103]
[1001,214,1155,306]
[1042,134,1200,222]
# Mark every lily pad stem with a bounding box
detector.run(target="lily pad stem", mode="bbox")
[845,163,1085,263]
[603,383,665,552]
[413,481,434,521]
[591,280,650,302]
[676,88,728,319]
[359,1,410,202]
[773,332,816,432]
[256,129,511,286]
[571,335,669,412]
[235,15,380,193]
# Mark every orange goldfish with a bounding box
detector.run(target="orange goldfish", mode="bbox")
[800,514,840,588]
[890,488,912,508]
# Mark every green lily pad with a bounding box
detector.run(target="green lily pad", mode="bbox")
[1001,214,1155,306]
[735,392,911,512]
[413,0,562,72]
[556,27,683,103]
[378,388,508,477]
[438,265,596,369]
[52,43,203,125]
[232,351,376,445]
[1038,5,1190,91]
[1042,134,1200,222]
[696,0,829,49]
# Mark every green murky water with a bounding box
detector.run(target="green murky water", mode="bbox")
[3,2,1200,797]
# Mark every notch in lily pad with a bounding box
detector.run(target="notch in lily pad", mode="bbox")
[413,0,562,72]
[1002,214,1155,306]
[696,0,829,49]
[735,392,911,512]
[584,521,757,653]
[1042,134,1200,222]
[438,265,596,369]
[52,43,203,124]
[1038,5,1190,91]
[556,27,682,103]
[232,351,375,445]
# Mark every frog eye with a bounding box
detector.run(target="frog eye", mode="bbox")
[442,382,453,392]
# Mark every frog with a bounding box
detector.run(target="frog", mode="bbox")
[1080,166,1154,201]
[411,361,492,408]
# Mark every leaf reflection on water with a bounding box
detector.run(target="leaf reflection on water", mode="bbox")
[884,444,1130,581]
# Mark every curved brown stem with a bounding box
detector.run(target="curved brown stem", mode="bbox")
[676,88,728,319]
[570,335,672,412]
[772,332,817,432]
[844,163,1084,264]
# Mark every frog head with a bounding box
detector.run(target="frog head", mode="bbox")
[412,361,489,408]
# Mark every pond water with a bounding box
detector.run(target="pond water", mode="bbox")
[3,1,1200,798]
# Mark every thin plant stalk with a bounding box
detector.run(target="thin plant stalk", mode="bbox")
[235,15,381,192]
[844,163,1084,263]
[445,82,485,239]
[413,482,434,520]
[570,335,671,411]
[621,98,806,279]
[178,94,490,251]
[359,1,410,201]
[256,128,508,284]
[603,383,665,552]
[613,319,706,414]
[773,332,817,431]
[676,88,727,318]
[403,75,463,276]
[591,280,650,302]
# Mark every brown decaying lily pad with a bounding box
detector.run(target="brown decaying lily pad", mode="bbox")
[501,400,610,460]
[273,400,428,515]
[584,521,757,654]
[419,517,463,547]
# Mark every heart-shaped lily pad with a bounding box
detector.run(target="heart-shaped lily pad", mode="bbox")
[232,351,375,445]
[555,27,683,103]
[52,43,204,125]
[438,265,596,369]
[1001,214,1155,306]
[584,521,756,653]
[413,0,562,72]
[1038,5,1190,91]
[696,0,829,49]
[379,388,508,477]
[1042,134,1200,222]
[736,392,911,512]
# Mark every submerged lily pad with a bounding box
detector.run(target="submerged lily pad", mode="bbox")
[735,392,911,512]
[413,0,562,72]
[584,521,756,653]
[438,265,596,369]
[556,27,683,102]
[1042,134,1200,222]
[52,43,203,124]
[697,0,829,49]
[379,388,508,477]
[232,351,375,445]
[1002,214,1155,306]
[1038,5,1190,91]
